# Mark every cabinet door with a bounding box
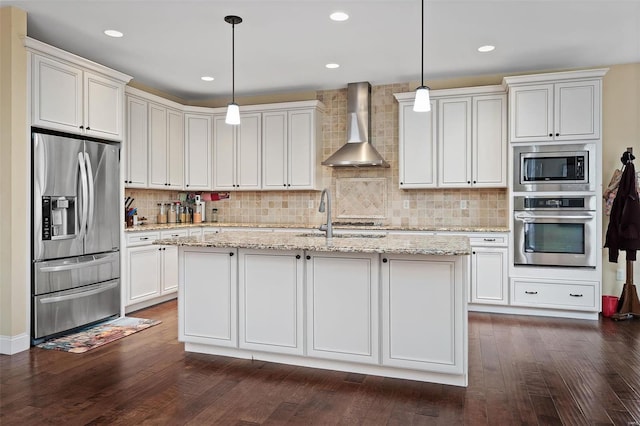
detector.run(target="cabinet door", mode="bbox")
[306,252,379,364]
[148,103,168,188]
[84,71,123,140]
[471,247,508,305]
[398,101,437,188]
[127,245,161,303]
[167,108,184,189]
[161,245,179,294]
[381,255,464,374]
[236,113,262,190]
[213,115,235,190]
[180,248,237,347]
[288,109,317,189]
[125,96,148,187]
[473,94,507,187]
[239,249,304,355]
[438,97,472,187]
[184,113,212,190]
[262,111,288,190]
[509,84,554,142]
[32,54,83,134]
[554,80,600,140]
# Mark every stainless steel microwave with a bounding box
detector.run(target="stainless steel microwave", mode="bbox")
[513,143,596,192]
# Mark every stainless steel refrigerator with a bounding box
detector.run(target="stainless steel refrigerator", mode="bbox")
[31,128,121,343]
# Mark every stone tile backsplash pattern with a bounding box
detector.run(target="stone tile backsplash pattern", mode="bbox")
[126,82,507,227]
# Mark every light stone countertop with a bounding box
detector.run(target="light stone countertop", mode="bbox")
[154,230,471,256]
[126,222,509,234]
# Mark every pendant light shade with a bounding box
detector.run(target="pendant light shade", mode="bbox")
[413,0,431,112]
[225,15,242,125]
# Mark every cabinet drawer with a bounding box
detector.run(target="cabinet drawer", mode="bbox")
[511,279,597,310]
[468,234,508,246]
[161,229,189,239]
[126,232,160,246]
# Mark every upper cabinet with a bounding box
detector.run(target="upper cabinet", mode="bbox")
[395,85,507,189]
[262,105,323,191]
[503,69,607,143]
[213,112,262,191]
[184,111,213,191]
[149,104,184,189]
[124,95,148,187]
[27,38,132,141]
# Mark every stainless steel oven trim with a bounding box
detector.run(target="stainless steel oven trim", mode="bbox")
[513,143,596,192]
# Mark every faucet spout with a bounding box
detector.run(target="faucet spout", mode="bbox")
[318,188,333,238]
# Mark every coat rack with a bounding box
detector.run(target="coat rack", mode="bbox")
[611,147,640,320]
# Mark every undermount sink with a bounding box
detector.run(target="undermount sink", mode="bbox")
[297,232,386,239]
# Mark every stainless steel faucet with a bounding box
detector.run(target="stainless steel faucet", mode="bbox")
[318,188,333,238]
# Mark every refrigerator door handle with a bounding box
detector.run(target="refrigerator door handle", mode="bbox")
[78,152,89,237]
[39,281,119,304]
[84,152,95,234]
[39,253,116,273]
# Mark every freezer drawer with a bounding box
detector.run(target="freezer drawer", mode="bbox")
[33,251,120,295]
[33,279,121,340]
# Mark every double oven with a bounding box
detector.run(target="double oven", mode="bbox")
[512,143,597,268]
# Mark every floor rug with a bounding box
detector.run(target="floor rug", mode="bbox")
[37,317,161,353]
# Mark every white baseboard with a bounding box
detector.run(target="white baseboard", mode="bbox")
[0,333,30,355]
[468,304,600,320]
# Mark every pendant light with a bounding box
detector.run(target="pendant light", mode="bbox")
[413,0,431,112]
[225,15,242,125]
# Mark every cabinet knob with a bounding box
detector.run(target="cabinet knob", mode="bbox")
[555,133,560,137]
[473,180,476,184]
[549,133,553,137]
[186,184,190,187]
[79,125,84,130]
[400,182,404,185]
[296,254,301,259]
[382,258,388,263]
[472,251,476,255]
[306,255,311,260]
[467,181,471,184]
[86,127,91,130]
[229,252,234,256]
[287,184,291,187]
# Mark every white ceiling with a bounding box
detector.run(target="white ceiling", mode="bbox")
[5,0,640,101]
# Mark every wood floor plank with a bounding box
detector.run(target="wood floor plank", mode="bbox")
[3,301,640,425]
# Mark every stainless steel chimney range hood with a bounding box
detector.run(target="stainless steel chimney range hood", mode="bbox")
[321,82,390,168]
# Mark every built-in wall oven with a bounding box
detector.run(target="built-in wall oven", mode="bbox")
[513,143,595,192]
[513,195,597,268]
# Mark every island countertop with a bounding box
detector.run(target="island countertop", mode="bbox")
[155,230,471,256]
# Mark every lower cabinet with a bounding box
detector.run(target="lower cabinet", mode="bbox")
[471,245,509,305]
[180,247,238,346]
[305,251,379,364]
[238,249,304,355]
[511,278,598,311]
[381,254,466,374]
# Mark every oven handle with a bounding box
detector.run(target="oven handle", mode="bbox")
[514,213,595,221]
[39,281,118,304]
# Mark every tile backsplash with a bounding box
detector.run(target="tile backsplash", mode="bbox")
[126,82,507,228]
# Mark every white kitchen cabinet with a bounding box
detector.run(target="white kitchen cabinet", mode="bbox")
[305,251,379,364]
[184,112,213,190]
[30,49,129,141]
[395,98,438,188]
[213,113,262,191]
[503,69,607,143]
[125,230,186,311]
[381,254,466,375]
[124,95,148,187]
[437,92,507,188]
[511,278,598,311]
[238,249,304,355]
[262,107,322,190]
[179,247,238,347]
[471,246,508,305]
[149,104,184,189]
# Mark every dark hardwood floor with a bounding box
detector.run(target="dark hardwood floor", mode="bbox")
[2,300,639,425]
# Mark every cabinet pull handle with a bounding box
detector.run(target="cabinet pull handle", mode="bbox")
[569,293,583,297]
[525,291,538,295]
[483,238,496,242]
[382,258,388,263]
[306,255,311,260]
[296,254,301,259]
[140,237,149,240]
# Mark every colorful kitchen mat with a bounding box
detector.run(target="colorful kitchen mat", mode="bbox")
[37,317,161,353]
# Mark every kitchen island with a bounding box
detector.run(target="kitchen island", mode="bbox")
[157,231,471,386]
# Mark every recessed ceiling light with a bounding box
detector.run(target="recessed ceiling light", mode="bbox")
[201,76,215,82]
[104,29,123,38]
[478,45,495,53]
[325,63,340,69]
[330,12,349,22]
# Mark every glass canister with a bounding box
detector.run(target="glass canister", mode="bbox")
[168,202,177,223]
[211,208,219,223]
[157,203,167,224]
[193,203,202,223]
[179,204,187,223]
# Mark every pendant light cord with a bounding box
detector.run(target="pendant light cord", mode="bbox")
[231,21,235,103]
[421,0,424,87]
